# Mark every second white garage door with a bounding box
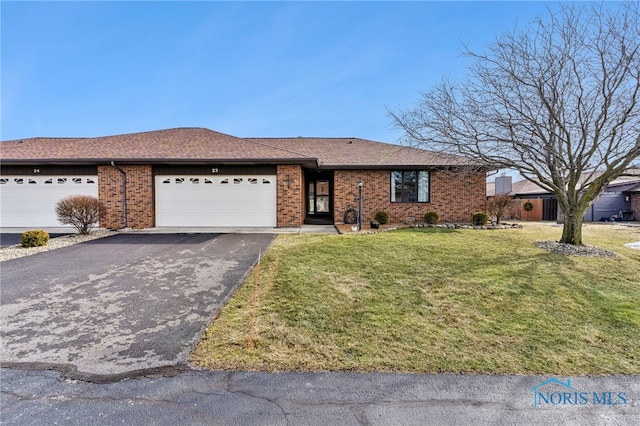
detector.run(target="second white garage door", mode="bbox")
[155,175,277,227]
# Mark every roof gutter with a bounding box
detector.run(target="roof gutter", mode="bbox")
[0,158,317,165]
[110,161,127,229]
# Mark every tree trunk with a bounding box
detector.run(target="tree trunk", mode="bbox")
[560,210,583,245]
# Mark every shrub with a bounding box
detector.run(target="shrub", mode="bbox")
[472,212,488,226]
[487,194,514,225]
[55,195,107,235]
[21,230,50,248]
[374,210,390,225]
[423,211,439,224]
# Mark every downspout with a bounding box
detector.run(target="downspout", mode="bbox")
[110,161,127,229]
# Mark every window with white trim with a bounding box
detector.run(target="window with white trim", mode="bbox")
[391,171,430,203]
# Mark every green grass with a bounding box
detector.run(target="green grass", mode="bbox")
[190,223,640,375]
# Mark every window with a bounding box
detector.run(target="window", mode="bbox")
[391,171,429,203]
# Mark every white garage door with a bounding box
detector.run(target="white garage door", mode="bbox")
[0,176,99,227]
[155,175,277,227]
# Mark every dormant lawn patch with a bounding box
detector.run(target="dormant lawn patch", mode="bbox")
[190,223,640,375]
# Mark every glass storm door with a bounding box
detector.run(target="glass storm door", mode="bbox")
[304,170,333,225]
[309,180,330,214]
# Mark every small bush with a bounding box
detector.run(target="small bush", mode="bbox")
[374,211,390,225]
[472,212,488,226]
[21,230,50,248]
[424,211,439,224]
[487,194,514,225]
[55,195,107,235]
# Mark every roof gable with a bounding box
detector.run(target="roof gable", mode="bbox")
[0,128,312,163]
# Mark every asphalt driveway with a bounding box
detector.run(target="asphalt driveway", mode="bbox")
[0,233,274,380]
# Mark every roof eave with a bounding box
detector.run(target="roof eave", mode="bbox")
[0,157,318,167]
[315,163,485,170]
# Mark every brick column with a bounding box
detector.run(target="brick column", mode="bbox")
[631,193,640,221]
[98,165,154,229]
[276,165,303,227]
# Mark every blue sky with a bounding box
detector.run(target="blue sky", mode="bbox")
[2,1,551,144]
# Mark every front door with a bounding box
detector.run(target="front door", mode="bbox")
[305,172,333,224]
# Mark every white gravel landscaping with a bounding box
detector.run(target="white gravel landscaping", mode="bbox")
[624,242,640,250]
[0,230,117,262]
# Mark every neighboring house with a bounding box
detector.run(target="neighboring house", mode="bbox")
[487,172,640,222]
[487,178,558,221]
[0,128,487,229]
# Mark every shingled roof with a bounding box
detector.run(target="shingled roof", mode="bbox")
[0,128,312,164]
[1,127,474,167]
[246,137,472,168]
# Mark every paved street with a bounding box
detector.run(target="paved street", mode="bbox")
[1,233,274,380]
[2,368,639,425]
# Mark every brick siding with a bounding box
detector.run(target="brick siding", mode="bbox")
[631,193,640,221]
[95,164,485,229]
[277,165,304,227]
[98,165,154,229]
[333,169,486,224]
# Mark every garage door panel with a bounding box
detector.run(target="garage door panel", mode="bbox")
[155,175,277,227]
[0,176,99,227]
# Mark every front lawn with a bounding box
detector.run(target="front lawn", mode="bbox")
[190,223,640,375]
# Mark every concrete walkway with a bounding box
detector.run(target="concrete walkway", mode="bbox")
[2,368,638,425]
[128,225,338,234]
[0,225,339,235]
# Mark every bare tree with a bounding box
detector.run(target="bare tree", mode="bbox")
[392,3,640,245]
